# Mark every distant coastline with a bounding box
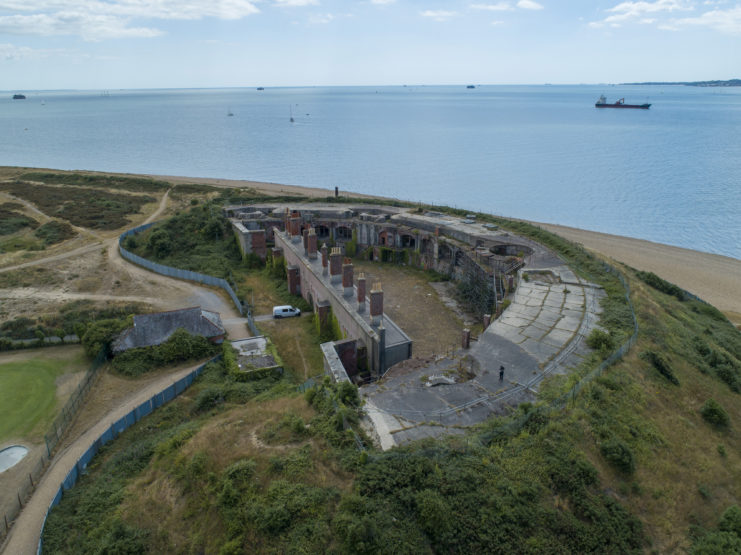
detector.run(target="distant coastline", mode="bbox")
[621,79,741,87]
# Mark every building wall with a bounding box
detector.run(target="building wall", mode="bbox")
[275,231,387,377]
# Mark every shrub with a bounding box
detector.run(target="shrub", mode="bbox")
[700,399,730,429]
[600,438,636,474]
[81,318,129,357]
[640,349,680,385]
[587,329,614,353]
[34,220,75,245]
[719,505,741,538]
[636,270,687,301]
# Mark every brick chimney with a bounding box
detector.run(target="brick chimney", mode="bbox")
[342,258,354,297]
[302,228,309,254]
[329,247,342,284]
[307,228,318,260]
[369,281,383,326]
[356,272,366,312]
[290,212,301,242]
[321,243,328,275]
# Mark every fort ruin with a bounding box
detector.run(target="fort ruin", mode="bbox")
[226,203,605,448]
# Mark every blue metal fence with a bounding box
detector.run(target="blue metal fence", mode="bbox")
[36,357,214,554]
[119,222,245,316]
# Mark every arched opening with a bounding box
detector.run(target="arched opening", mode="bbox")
[400,234,416,249]
[336,226,352,240]
[316,225,330,239]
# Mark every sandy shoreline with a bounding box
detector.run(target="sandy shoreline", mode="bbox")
[4,167,740,325]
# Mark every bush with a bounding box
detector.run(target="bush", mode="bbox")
[81,318,129,357]
[700,399,730,429]
[34,220,75,245]
[600,438,636,474]
[719,505,741,538]
[587,329,614,353]
[636,271,687,301]
[112,328,219,376]
[640,349,680,385]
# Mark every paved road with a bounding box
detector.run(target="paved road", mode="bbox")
[0,362,206,555]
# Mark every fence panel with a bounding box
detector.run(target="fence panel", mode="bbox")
[62,466,78,491]
[136,399,153,420]
[118,223,245,316]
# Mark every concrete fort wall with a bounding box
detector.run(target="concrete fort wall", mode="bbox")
[274,231,385,377]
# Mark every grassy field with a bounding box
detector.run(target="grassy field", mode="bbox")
[0,347,88,443]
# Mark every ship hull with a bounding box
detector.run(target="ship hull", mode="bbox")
[595,103,651,109]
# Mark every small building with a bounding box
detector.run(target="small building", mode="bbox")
[111,307,225,353]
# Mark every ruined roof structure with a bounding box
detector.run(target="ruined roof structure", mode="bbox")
[111,306,225,353]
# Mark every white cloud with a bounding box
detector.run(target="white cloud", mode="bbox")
[672,5,741,33]
[589,0,692,28]
[0,0,261,40]
[470,2,513,11]
[273,0,319,7]
[516,0,543,9]
[0,41,61,60]
[308,12,334,23]
[420,9,458,21]
[0,12,162,40]
[370,0,396,4]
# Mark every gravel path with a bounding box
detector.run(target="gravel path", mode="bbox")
[0,362,205,555]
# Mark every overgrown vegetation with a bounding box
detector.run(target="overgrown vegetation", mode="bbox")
[20,172,170,193]
[0,203,38,235]
[0,181,156,230]
[33,220,76,245]
[126,202,244,279]
[111,328,220,377]
[0,301,145,351]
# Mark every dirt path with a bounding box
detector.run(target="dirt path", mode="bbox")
[0,361,206,555]
[0,288,163,306]
[0,188,169,275]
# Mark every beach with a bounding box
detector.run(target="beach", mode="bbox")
[144,172,741,324]
[9,167,741,326]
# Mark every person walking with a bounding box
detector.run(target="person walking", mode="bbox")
[499,365,505,381]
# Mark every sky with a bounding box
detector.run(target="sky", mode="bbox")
[1,0,739,89]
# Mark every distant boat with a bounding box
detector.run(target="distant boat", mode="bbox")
[466,85,475,89]
[256,87,265,91]
[289,105,294,123]
[12,94,26,100]
[227,107,234,117]
[595,95,650,109]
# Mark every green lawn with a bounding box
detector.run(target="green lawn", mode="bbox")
[0,347,88,443]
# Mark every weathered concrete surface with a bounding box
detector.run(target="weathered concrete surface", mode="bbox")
[360,265,605,450]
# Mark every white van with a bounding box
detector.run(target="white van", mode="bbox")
[272,305,301,319]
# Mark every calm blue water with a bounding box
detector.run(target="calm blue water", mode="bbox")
[1,85,739,259]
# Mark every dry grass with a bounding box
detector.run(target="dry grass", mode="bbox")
[575,279,741,552]
[120,396,353,553]
[258,316,324,381]
[353,260,464,356]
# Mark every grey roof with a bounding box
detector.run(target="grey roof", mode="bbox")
[112,307,224,353]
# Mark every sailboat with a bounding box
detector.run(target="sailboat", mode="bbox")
[227,107,234,117]
[289,105,294,123]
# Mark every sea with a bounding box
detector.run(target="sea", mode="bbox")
[1,85,739,259]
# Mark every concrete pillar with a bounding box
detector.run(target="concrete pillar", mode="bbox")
[483,314,491,329]
[302,228,309,254]
[342,258,354,297]
[307,228,318,260]
[462,328,471,349]
[316,301,330,327]
[287,266,300,296]
[370,282,383,326]
[321,243,328,276]
[356,272,366,312]
[329,247,342,284]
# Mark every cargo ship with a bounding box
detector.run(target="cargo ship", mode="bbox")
[595,95,650,109]
[12,94,26,99]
